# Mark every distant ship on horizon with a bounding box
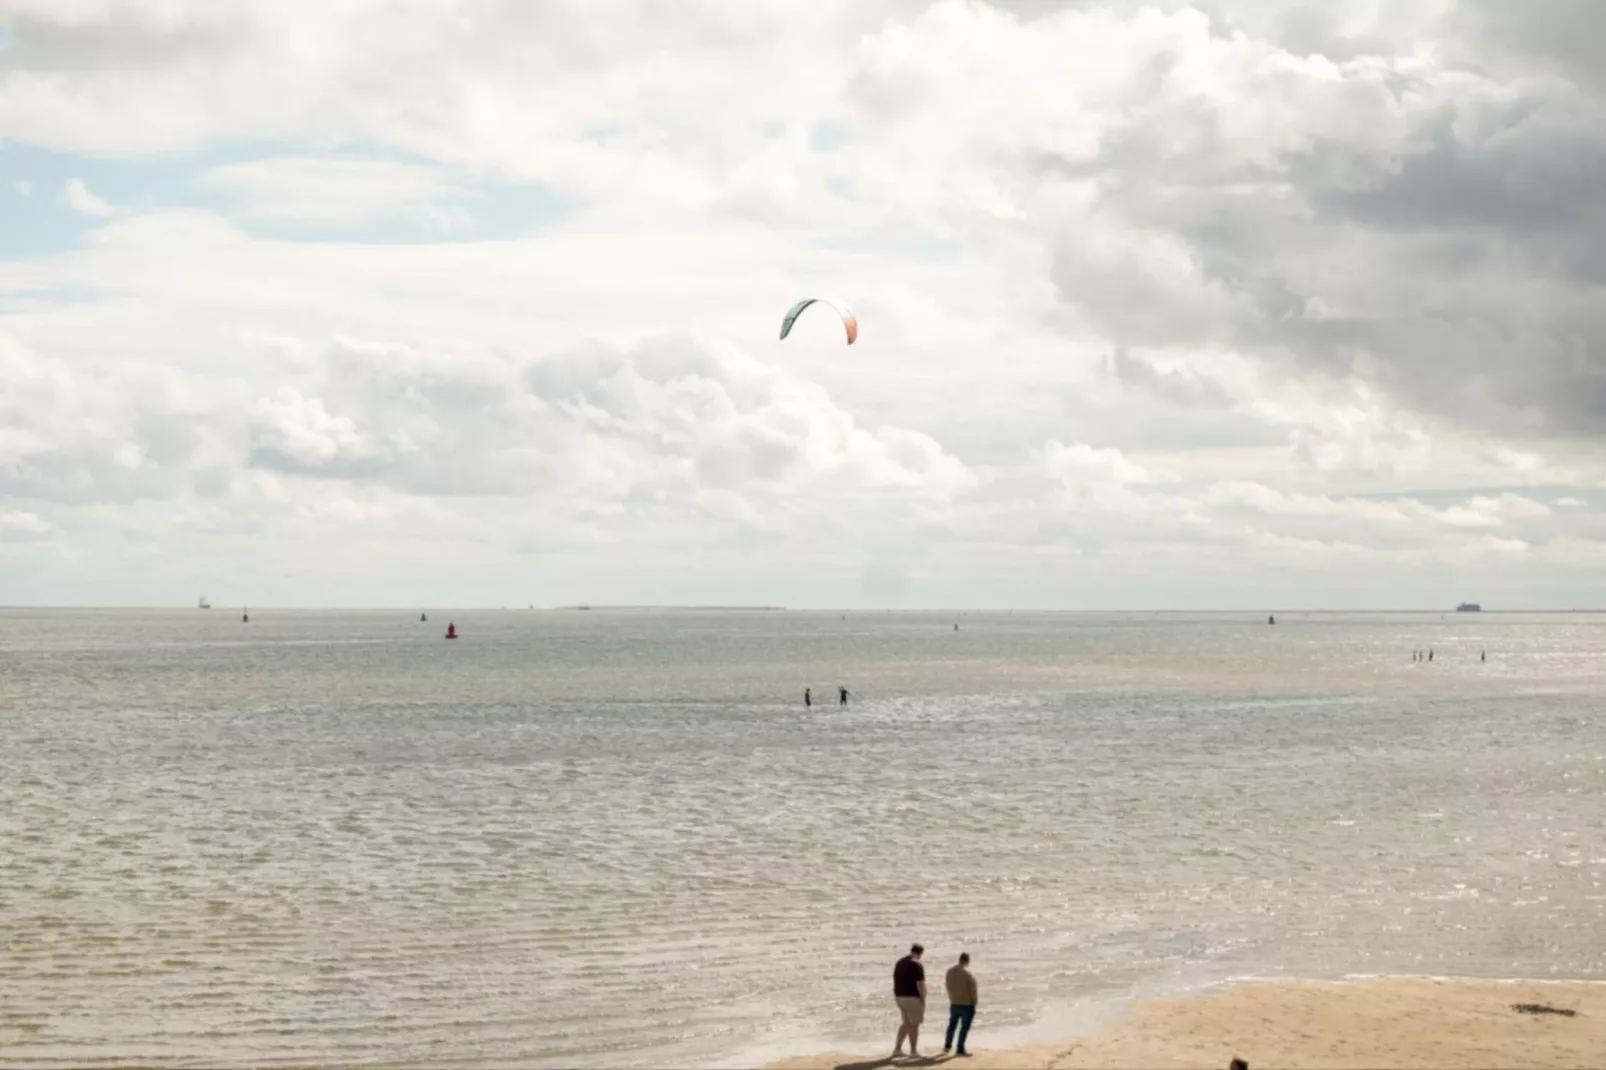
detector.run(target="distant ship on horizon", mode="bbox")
[1456,602,1482,612]
[198,596,211,610]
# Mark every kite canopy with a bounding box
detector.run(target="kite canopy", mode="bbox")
[779,297,858,345]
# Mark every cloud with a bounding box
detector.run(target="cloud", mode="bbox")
[63,177,115,216]
[1041,441,1157,490]
[800,1,1606,440]
[0,509,51,538]
[2,0,1605,606]
[197,156,476,231]
[1204,482,1554,536]
[248,387,379,471]
[0,316,975,517]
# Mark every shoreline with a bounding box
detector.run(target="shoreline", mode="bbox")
[765,977,1606,1069]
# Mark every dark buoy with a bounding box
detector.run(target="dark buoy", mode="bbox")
[242,608,249,623]
[421,611,427,622]
[445,622,458,640]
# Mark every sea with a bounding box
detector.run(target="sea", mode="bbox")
[3,608,1605,1067]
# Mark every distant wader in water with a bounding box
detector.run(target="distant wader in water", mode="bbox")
[804,687,812,708]
[839,686,850,707]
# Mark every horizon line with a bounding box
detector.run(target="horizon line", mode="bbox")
[0,604,1597,614]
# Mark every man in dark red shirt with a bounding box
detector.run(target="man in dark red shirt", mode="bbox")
[892,943,927,1058]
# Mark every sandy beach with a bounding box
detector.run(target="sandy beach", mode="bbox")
[767,978,1606,1070]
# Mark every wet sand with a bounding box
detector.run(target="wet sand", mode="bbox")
[767,978,1606,1070]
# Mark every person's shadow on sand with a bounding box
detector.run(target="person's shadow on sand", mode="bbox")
[831,1057,954,1070]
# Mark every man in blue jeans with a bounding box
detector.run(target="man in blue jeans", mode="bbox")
[943,952,978,1056]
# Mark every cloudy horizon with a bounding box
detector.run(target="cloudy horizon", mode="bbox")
[3,0,1605,610]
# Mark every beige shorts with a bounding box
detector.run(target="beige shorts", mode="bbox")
[896,996,925,1027]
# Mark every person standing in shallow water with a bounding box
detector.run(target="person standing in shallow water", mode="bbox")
[839,686,850,706]
[892,943,926,1059]
[804,687,812,708]
[943,952,978,1057]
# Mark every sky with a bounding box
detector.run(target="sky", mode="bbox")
[2,0,1605,610]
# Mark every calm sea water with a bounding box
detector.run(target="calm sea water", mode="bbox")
[3,609,1606,1067]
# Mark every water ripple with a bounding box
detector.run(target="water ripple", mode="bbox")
[3,609,1606,1066]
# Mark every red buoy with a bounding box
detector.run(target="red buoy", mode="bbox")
[445,622,458,640]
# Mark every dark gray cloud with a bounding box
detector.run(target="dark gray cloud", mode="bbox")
[1457,0,1606,88]
[1034,4,1606,438]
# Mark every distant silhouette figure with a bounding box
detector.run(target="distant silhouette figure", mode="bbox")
[242,609,249,623]
[1429,648,1434,662]
[839,686,849,707]
[1481,649,1486,662]
[421,611,427,622]
[804,687,812,708]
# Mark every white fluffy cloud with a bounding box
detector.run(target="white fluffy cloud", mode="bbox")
[0,508,51,537]
[63,177,115,216]
[2,0,1605,607]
